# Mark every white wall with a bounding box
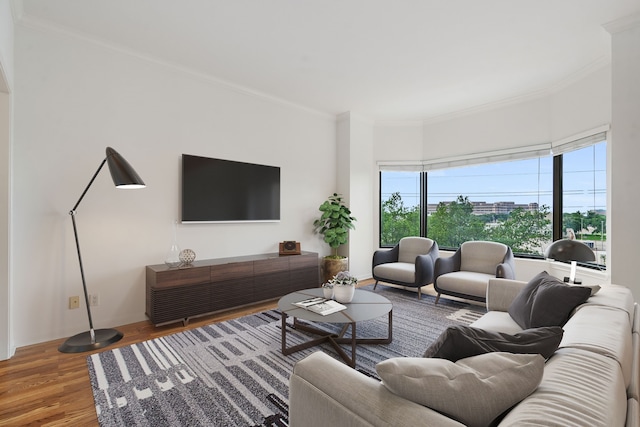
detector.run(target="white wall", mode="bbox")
[549,67,611,141]
[608,15,640,300]
[0,0,14,360]
[0,0,14,90]
[336,112,374,280]
[373,122,424,161]
[0,90,10,359]
[418,66,611,159]
[421,96,551,158]
[12,24,337,347]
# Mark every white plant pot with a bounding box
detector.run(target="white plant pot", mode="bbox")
[333,285,355,303]
[322,286,334,299]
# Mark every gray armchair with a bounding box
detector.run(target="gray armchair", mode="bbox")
[434,240,515,304]
[372,237,439,299]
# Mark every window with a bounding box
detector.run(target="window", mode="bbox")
[426,157,552,255]
[379,134,607,266]
[561,141,607,265]
[379,171,421,246]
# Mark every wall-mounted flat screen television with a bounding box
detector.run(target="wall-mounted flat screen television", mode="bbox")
[181,154,281,223]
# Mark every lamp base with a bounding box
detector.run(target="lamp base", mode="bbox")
[58,328,123,353]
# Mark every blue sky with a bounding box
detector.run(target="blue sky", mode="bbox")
[381,142,606,214]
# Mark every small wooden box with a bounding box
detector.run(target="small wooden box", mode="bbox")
[279,241,301,255]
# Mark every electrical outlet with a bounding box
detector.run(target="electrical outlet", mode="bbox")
[68,296,80,309]
[89,293,100,307]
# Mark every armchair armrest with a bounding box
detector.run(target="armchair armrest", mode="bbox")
[496,247,516,279]
[486,278,527,312]
[434,249,461,281]
[415,242,439,285]
[373,244,399,268]
[497,262,515,279]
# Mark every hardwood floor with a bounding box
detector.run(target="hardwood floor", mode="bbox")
[0,299,281,426]
[0,279,374,427]
[0,279,378,426]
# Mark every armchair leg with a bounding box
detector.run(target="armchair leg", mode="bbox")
[435,293,441,304]
[373,280,378,290]
[417,288,421,299]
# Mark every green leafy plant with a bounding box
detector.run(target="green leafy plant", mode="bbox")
[313,193,356,259]
[327,271,358,286]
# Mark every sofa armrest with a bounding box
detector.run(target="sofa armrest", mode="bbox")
[289,352,465,427]
[486,278,526,312]
[373,244,399,268]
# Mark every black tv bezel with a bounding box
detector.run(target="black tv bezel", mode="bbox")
[181,154,281,224]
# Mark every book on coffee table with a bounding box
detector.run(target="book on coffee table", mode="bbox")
[293,297,347,315]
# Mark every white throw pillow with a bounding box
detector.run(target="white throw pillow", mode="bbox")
[376,352,544,427]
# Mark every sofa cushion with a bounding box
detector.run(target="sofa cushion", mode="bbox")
[498,348,628,427]
[373,262,416,284]
[560,304,633,389]
[398,237,433,264]
[508,271,591,329]
[434,271,493,298]
[578,284,636,325]
[290,351,465,427]
[376,352,544,427]
[459,241,507,275]
[423,325,563,361]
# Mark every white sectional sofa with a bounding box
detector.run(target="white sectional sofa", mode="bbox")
[289,278,640,426]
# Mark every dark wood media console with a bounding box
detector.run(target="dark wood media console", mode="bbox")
[145,251,319,326]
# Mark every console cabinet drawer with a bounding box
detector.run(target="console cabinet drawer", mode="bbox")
[146,266,210,288]
[210,262,253,282]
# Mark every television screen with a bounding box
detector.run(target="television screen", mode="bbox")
[181,154,281,223]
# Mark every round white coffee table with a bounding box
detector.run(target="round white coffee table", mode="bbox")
[278,288,393,367]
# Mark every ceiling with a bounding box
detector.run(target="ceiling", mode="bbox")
[17,0,640,121]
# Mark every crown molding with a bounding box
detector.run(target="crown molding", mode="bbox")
[16,14,335,121]
[603,13,640,34]
[374,119,424,127]
[420,55,610,127]
[420,89,550,126]
[337,111,375,126]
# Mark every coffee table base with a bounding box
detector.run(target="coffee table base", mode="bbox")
[281,311,392,368]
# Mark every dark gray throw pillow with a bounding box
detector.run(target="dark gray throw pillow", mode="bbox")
[423,325,563,362]
[508,271,591,329]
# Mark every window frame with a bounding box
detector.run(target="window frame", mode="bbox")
[378,136,607,269]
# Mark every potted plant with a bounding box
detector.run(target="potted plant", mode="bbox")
[327,271,358,303]
[313,193,357,282]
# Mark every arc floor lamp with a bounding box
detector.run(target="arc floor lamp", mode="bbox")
[58,147,145,353]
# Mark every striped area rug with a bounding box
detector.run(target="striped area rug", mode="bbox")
[87,285,484,426]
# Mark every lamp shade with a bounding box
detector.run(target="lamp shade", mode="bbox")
[105,147,145,188]
[544,239,595,262]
